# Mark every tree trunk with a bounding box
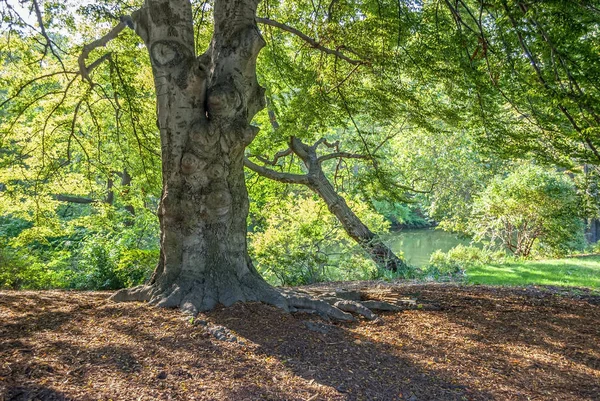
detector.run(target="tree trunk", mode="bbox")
[111,0,285,314]
[288,137,410,273]
[586,218,600,244]
[120,169,135,227]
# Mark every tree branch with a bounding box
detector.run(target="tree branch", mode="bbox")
[244,158,309,185]
[318,152,368,163]
[32,0,65,68]
[313,138,339,150]
[78,21,128,82]
[54,194,96,204]
[252,148,293,165]
[257,17,366,65]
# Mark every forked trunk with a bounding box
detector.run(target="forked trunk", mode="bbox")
[111,0,285,314]
[111,0,408,321]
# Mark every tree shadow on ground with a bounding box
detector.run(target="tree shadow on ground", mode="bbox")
[0,291,104,340]
[2,288,598,400]
[208,303,493,400]
[3,385,69,401]
[385,285,600,400]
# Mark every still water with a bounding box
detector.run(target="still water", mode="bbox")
[384,229,473,267]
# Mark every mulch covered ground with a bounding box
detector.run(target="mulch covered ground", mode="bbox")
[0,284,598,400]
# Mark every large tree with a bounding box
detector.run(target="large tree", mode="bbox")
[0,0,418,319]
[105,0,298,314]
[81,0,399,319]
[3,0,596,313]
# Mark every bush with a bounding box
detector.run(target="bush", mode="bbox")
[68,235,158,290]
[0,208,160,290]
[0,245,71,289]
[116,249,159,287]
[469,164,585,258]
[71,239,122,290]
[249,195,384,286]
[0,215,68,289]
[423,245,506,278]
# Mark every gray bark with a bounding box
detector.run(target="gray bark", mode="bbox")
[586,218,600,244]
[247,136,410,273]
[120,170,135,226]
[111,0,285,314]
[109,0,406,321]
[106,177,114,205]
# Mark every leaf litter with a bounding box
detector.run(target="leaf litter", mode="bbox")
[0,283,598,400]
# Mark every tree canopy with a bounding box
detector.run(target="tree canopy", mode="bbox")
[0,0,598,303]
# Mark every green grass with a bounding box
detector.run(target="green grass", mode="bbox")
[465,255,600,289]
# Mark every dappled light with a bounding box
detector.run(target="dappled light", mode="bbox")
[1,287,598,400]
[467,258,600,288]
[1,0,599,399]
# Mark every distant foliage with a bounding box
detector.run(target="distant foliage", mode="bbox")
[371,200,430,229]
[249,194,388,286]
[0,206,159,290]
[469,165,585,257]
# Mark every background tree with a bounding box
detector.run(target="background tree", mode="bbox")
[469,164,585,257]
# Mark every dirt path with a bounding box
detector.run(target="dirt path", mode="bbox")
[1,284,598,400]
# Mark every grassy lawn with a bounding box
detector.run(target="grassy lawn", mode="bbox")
[465,255,600,290]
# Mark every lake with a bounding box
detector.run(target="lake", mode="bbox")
[384,229,474,267]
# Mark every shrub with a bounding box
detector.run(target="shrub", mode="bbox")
[71,239,122,290]
[116,249,159,287]
[469,164,585,257]
[249,195,384,286]
[423,245,506,278]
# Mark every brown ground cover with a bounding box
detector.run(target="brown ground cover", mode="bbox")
[0,284,598,400]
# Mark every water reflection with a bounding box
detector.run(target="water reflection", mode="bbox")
[384,229,474,267]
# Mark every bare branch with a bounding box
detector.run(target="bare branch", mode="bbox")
[244,158,309,185]
[313,138,339,150]
[78,21,128,82]
[372,118,409,155]
[325,63,362,94]
[86,53,114,75]
[318,152,368,163]
[257,17,366,65]
[267,109,280,130]
[0,71,78,110]
[252,148,293,165]
[388,180,433,194]
[31,0,66,68]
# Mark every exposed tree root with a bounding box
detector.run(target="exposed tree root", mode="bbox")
[110,274,289,316]
[280,290,355,321]
[360,300,404,312]
[111,284,412,323]
[333,300,377,320]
